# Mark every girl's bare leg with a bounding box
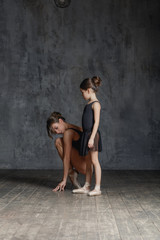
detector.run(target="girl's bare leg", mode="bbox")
[90,151,101,186]
[88,151,102,196]
[85,157,92,184]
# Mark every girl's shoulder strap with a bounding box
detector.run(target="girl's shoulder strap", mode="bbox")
[90,101,101,110]
[85,101,100,109]
[91,100,99,104]
[88,100,100,106]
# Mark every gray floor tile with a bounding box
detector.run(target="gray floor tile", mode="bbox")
[0,170,160,240]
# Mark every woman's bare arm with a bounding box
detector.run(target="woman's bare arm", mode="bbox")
[53,130,73,191]
[62,130,73,181]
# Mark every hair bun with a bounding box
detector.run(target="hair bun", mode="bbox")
[52,112,62,118]
[91,76,102,87]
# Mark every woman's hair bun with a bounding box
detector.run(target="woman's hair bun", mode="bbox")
[51,112,65,121]
[91,76,102,87]
[51,112,62,118]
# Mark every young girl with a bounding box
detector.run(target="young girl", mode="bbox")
[73,76,102,196]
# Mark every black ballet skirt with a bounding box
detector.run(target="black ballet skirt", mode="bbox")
[79,101,102,156]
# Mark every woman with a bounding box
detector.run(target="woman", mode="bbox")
[46,112,92,192]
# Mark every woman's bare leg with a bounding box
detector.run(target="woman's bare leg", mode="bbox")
[55,137,87,175]
[55,137,81,188]
[55,137,93,190]
[72,157,92,194]
[72,153,93,194]
[55,138,73,171]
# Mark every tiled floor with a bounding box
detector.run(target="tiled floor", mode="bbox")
[0,170,160,240]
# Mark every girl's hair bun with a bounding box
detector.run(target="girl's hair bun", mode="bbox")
[91,76,102,88]
[80,76,102,92]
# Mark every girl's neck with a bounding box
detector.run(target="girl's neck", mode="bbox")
[87,97,98,104]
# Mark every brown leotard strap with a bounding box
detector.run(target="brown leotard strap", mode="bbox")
[67,128,82,134]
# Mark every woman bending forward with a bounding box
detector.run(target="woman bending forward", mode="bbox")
[46,112,92,192]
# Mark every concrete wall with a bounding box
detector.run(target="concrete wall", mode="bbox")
[0,0,160,169]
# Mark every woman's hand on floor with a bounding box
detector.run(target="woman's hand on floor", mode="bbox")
[52,180,66,192]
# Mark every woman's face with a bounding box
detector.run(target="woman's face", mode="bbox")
[51,119,65,134]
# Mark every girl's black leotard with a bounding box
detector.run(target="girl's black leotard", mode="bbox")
[79,101,102,156]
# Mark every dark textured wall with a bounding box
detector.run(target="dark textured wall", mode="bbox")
[0,0,160,169]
